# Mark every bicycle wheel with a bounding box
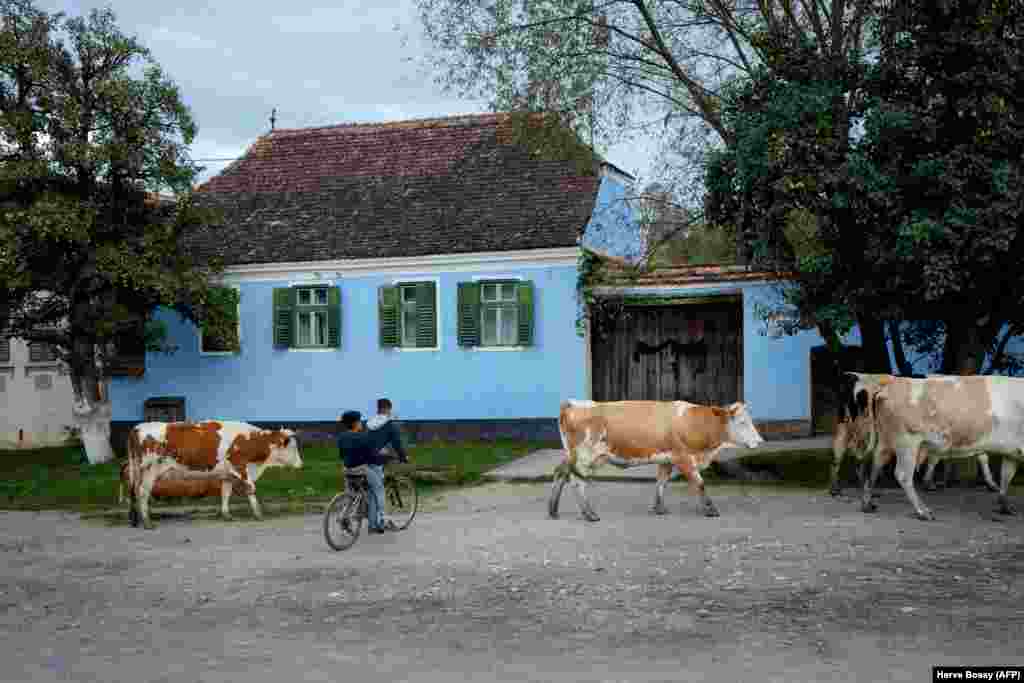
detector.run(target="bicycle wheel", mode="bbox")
[323,491,363,551]
[384,475,417,530]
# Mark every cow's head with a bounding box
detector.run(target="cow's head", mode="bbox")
[724,403,765,449]
[270,429,303,468]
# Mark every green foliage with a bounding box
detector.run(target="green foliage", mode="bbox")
[0,0,225,390]
[651,222,736,266]
[198,286,240,353]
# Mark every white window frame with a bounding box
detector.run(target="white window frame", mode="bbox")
[390,276,441,352]
[286,279,338,352]
[470,275,528,352]
[293,285,331,349]
[199,284,242,356]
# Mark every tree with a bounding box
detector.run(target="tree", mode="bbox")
[411,0,884,244]
[0,1,231,463]
[705,0,1024,375]
[854,0,1024,374]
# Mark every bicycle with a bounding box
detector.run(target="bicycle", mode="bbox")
[323,464,418,551]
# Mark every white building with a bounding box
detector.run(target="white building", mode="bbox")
[0,338,74,449]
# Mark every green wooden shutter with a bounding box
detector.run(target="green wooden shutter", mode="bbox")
[457,282,481,347]
[327,286,341,348]
[273,287,294,348]
[415,281,437,348]
[379,286,399,348]
[517,281,534,346]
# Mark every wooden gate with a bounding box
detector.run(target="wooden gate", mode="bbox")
[590,297,743,404]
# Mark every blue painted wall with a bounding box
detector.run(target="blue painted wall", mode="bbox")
[580,172,643,261]
[111,263,588,423]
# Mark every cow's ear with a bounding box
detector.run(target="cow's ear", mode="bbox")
[726,402,742,415]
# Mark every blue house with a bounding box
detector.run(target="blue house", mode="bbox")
[111,112,1019,445]
[110,113,645,442]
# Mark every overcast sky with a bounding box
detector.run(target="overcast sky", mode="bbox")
[40,0,657,187]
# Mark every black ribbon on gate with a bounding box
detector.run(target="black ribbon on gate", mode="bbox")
[633,339,709,384]
[632,338,707,363]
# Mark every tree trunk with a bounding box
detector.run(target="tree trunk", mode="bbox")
[856,312,891,374]
[888,319,914,376]
[70,344,115,465]
[940,320,992,375]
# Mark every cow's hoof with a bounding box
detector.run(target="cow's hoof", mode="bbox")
[702,505,720,518]
[997,502,1017,516]
[650,505,668,516]
[129,508,140,528]
[914,510,936,521]
[143,521,155,531]
[582,512,601,522]
[829,486,842,497]
[986,483,1001,493]
[220,513,234,522]
[252,513,264,521]
[923,482,937,492]
[861,501,878,513]
[548,512,559,520]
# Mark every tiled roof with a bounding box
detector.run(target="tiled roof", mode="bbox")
[186,113,602,265]
[587,248,792,288]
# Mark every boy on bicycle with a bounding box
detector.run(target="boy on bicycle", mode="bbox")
[337,409,408,534]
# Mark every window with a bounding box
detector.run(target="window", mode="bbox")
[272,285,341,349]
[28,342,58,363]
[200,286,241,354]
[378,281,437,349]
[480,282,519,346]
[296,286,330,348]
[0,338,9,363]
[457,280,534,348]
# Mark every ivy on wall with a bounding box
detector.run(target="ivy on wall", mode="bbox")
[575,249,643,340]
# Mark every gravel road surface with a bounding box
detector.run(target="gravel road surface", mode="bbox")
[1,482,1022,682]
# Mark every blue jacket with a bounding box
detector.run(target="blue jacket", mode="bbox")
[336,421,408,468]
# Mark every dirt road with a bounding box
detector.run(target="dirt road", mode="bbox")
[1,482,1022,682]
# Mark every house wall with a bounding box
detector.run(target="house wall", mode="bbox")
[0,339,74,449]
[580,167,644,261]
[109,250,588,432]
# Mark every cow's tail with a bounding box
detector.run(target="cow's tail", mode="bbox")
[126,429,141,525]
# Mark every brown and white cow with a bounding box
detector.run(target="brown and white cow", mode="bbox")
[830,373,997,497]
[840,373,1022,520]
[126,420,303,529]
[548,399,765,522]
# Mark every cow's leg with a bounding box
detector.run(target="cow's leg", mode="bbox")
[220,480,234,520]
[246,464,263,519]
[996,457,1019,515]
[829,424,849,496]
[137,468,165,530]
[893,446,934,521]
[651,464,671,515]
[976,453,999,493]
[922,454,941,492]
[548,463,569,519]
[675,456,717,517]
[860,454,885,513]
[570,473,600,522]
